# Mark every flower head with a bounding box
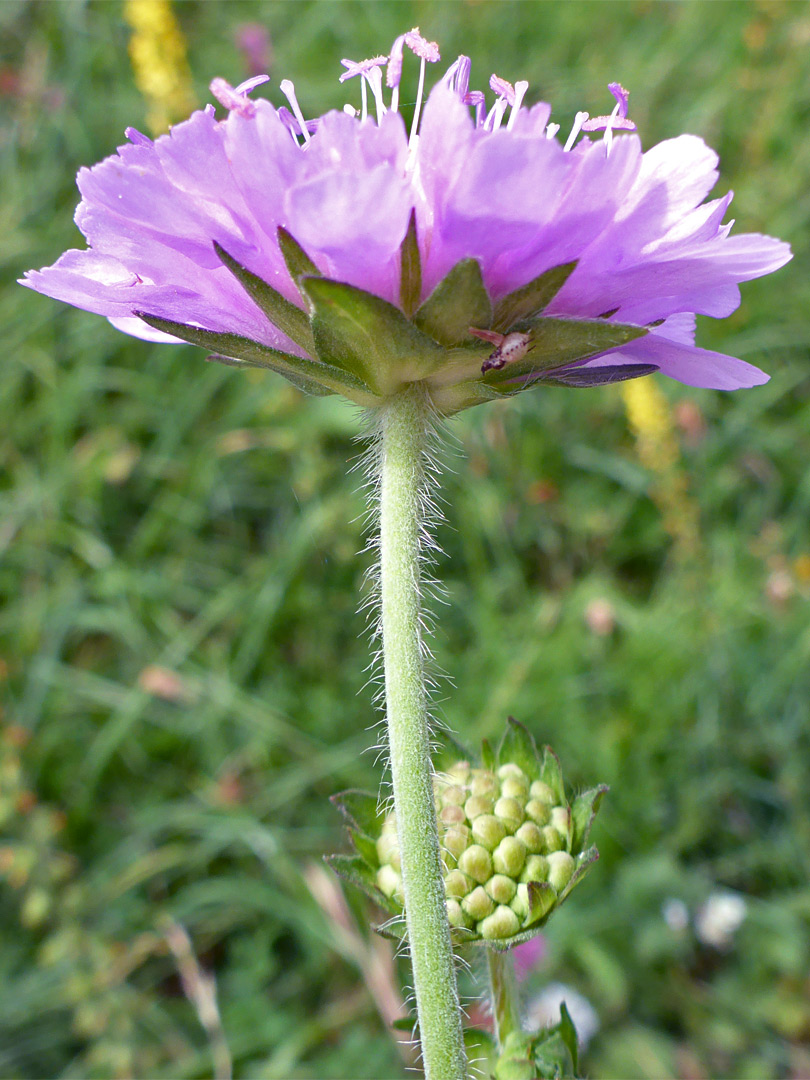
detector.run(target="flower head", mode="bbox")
[328,718,608,950]
[22,33,791,412]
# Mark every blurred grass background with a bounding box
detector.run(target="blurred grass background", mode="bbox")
[1,1,809,1077]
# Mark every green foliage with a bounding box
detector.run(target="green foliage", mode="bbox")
[2,1,809,1078]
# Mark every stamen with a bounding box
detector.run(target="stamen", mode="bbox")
[125,126,153,147]
[343,103,358,117]
[404,27,440,63]
[489,74,515,106]
[233,74,271,95]
[210,77,256,119]
[563,110,589,151]
[278,109,319,146]
[364,65,387,122]
[545,123,561,139]
[339,56,388,83]
[280,78,311,144]
[387,35,406,100]
[443,55,471,99]
[406,28,440,149]
[465,90,486,127]
[484,97,509,132]
[581,82,636,142]
[204,104,216,118]
[506,80,529,131]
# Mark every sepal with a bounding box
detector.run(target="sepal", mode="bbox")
[414,258,492,346]
[323,853,400,915]
[571,786,609,852]
[497,717,542,780]
[299,275,445,395]
[492,262,578,333]
[482,317,648,386]
[494,1002,579,1079]
[213,242,315,354]
[135,312,378,404]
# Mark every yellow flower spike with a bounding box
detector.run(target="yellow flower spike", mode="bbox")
[621,377,700,558]
[123,0,195,135]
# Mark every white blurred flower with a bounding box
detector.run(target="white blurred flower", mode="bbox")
[695,891,747,949]
[662,897,689,932]
[525,982,600,1049]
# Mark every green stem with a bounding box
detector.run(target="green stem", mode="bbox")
[377,385,466,1080]
[487,950,521,1049]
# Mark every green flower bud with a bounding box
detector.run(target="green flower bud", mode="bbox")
[546,851,576,892]
[472,813,507,850]
[525,798,551,826]
[445,869,473,898]
[510,882,530,920]
[494,796,525,830]
[479,904,521,940]
[515,821,544,854]
[377,865,402,899]
[458,843,493,884]
[493,836,527,878]
[441,783,467,806]
[500,774,530,801]
[530,779,556,804]
[550,805,572,845]
[443,823,471,861]
[446,898,474,930]
[439,803,466,826]
[520,854,549,884]
[464,794,494,819]
[498,763,526,782]
[541,826,565,852]
[462,885,495,921]
[470,771,499,797]
[446,761,471,784]
[486,873,517,905]
[376,830,401,870]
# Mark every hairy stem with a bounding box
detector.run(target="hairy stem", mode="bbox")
[377,384,466,1080]
[487,950,521,1049]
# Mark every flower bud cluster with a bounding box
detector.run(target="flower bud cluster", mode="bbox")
[376,760,576,942]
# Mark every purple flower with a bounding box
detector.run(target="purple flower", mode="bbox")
[21,30,791,410]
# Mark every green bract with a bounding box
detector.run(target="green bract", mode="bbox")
[139,227,649,416]
[328,718,607,949]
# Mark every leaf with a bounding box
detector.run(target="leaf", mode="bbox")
[351,830,379,867]
[414,258,492,346]
[482,317,648,386]
[300,275,445,394]
[497,716,541,779]
[391,1017,416,1033]
[136,311,378,405]
[213,242,315,353]
[331,789,385,839]
[525,881,557,926]
[437,731,477,771]
[539,746,565,805]
[492,262,578,333]
[204,352,326,395]
[570,785,609,853]
[480,738,496,772]
[557,846,600,905]
[324,854,399,914]
[399,209,422,317]
[277,226,321,294]
[557,1002,579,1075]
[544,363,659,388]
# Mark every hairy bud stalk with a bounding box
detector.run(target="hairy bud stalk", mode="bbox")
[373,384,465,1080]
